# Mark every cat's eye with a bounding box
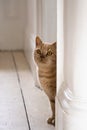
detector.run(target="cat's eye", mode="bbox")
[46,50,52,56]
[36,49,41,54]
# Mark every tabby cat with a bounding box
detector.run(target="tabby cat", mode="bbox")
[34,36,56,126]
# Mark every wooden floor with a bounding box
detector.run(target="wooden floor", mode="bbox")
[0,52,54,130]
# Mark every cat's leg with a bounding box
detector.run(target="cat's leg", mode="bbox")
[47,99,55,126]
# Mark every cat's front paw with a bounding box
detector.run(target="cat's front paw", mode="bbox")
[47,117,55,126]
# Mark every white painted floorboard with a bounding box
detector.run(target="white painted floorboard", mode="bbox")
[0,52,55,130]
[0,52,29,130]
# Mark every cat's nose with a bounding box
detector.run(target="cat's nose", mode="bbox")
[40,54,45,58]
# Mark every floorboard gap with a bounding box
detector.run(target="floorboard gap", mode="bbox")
[12,52,31,130]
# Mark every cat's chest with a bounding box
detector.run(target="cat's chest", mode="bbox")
[39,67,55,78]
[38,67,56,86]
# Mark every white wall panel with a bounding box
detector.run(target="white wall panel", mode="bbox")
[42,0,57,42]
[57,0,87,130]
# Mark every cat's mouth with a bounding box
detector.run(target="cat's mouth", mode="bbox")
[40,58,46,63]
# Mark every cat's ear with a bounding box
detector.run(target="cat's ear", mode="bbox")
[52,42,56,48]
[36,36,42,47]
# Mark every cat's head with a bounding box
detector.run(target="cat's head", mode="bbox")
[34,36,56,67]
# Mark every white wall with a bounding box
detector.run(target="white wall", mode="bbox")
[0,0,27,50]
[41,0,57,42]
[24,0,38,85]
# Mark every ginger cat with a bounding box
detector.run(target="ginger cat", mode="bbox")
[34,36,56,126]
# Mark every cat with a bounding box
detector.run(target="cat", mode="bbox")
[34,36,56,126]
